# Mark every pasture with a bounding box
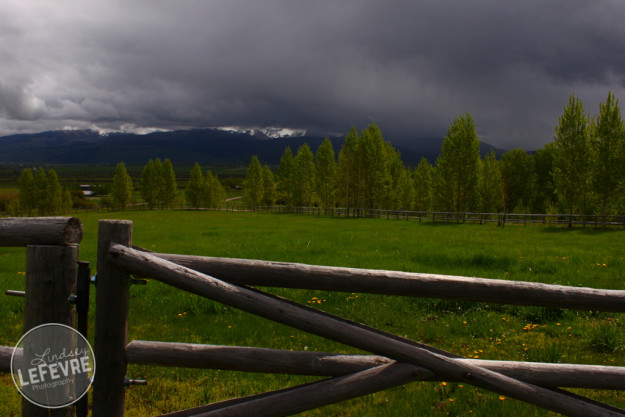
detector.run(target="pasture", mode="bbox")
[1,210,624,416]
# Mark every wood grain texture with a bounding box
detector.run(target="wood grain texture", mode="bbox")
[23,245,78,417]
[92,220,132,417]
[145,251,625,312]
[0,217,82,246]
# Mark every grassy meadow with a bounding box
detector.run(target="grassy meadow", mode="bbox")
[1,210,624,416]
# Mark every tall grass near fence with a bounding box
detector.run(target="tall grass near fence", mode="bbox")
[1,210,624,416]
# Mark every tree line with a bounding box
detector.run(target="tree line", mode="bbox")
[9,92,623,221]
[244,93,625,223]
[12,167,73,215]
[11,158,227,214]
[114,158,226,209]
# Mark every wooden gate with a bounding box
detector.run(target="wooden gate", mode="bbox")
[92,220,625,417]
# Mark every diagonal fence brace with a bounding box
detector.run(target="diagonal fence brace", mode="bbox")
[156,361,625,417]
[108,244,624,417]
[156,362,423,417]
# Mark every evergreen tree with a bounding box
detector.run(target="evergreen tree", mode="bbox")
[501,149,532,213]
[278,147,295,206]
[185,163,204,208]
[478,150,503,213]
[141,160,159,209]
[161,159,178,208]
[112,162,133,209]
[384,142,405,210]
[591,92,625,224]
[45,169,63,214]
[293,144,316,206]
[413,158,433,211]
[431,165,453,212]
[202,170,214,207]
[435,113,481,214]
[18,168,35,216]
[315,138,337,209]
[206,171,226,207]
[359,124,390,209]
[18,167,65,215]
[337,127,361,212]
[396,168,415,210]
[531,145,556,213]
[153,158,165,208]
[244,156,264,209]
[262,165,276,206]
[62,187,73,213]
[33,168,49,215]
[553,94,591,225]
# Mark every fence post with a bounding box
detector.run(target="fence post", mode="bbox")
[23,244,78,417]
[92,220,133,417]
[75,262,91,417]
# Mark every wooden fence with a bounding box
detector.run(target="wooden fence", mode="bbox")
[0,217,87,417]
[94,219,625,417]
[7,202,625,229]
[2,217,625,416]
[251,206,625,228]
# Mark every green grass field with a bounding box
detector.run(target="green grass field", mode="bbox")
[1,210,624,416]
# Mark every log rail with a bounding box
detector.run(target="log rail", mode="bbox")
[105,239,625,417]
[146,251,625,312]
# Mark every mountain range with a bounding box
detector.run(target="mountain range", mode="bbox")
[0,128,506,166]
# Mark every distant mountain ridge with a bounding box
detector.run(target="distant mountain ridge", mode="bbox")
[0,128,506,166]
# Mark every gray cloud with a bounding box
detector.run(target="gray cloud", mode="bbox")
[0,0,623,149]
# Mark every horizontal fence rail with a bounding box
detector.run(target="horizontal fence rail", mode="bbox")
[0,345,18,373]
[5,202,625,229]
[252,206,625,227]
[0,217,83,246]
[125,341,625,390]
[137,248,625,312]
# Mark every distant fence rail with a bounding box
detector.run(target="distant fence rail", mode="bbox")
[3,203,625,228]
[252,206,625,228]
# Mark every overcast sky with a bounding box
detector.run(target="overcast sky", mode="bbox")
[0,0,623,149]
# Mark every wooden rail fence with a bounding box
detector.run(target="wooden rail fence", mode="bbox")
[251,206,625,228]
[95,219,625,417]
[2,217,625,416]
[9,201,625,229]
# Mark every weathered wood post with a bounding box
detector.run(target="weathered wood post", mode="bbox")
[75,261,91,417]
[22,244,79,417]
[92,220,133,417]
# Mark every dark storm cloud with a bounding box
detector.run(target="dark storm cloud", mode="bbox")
[1,0,623,149]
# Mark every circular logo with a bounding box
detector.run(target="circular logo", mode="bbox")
[10,323,95,409]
